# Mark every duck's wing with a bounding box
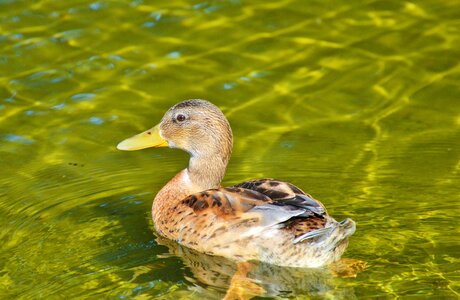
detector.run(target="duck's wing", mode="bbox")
[179,179,331,239]
[233,179,337,243]
[233,179,327,217]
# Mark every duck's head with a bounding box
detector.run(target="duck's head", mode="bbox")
[117,99,233,161]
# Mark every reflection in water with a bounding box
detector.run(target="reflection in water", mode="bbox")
[156,236,366,299]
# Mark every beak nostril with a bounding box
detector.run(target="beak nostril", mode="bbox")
[147,132,151,135]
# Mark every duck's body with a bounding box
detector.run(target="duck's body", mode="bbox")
[118,99,355,268]
[153,174,354,267]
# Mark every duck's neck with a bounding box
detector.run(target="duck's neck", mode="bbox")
[152,151,230,224]
[158,153,230,199]
[188,152,229,189]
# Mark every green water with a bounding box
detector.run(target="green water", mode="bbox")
[1,0,459,298]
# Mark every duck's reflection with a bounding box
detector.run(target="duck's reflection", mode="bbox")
[156,236,366,299]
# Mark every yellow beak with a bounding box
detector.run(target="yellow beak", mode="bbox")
[117,124,168,151]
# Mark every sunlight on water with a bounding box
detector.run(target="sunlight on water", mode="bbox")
[1,0,459,298]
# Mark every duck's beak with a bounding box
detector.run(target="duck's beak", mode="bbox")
[117,124,168,151]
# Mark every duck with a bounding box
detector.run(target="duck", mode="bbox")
[117,99,356,268]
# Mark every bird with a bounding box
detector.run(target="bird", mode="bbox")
[117,99,356,268]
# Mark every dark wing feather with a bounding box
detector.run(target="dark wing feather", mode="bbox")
[233,179,327,216]
[233,179,333,242]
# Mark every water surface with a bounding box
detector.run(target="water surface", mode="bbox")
[1,0,459,298]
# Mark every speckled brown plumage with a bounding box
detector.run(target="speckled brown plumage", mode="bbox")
[118,99,356,268]
[283,217,327,239]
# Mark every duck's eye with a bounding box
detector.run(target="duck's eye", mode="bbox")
[176,114,186,122]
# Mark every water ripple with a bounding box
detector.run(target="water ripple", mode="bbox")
[0,0,459,298]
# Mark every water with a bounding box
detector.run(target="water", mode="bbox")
[1,0,459,298]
